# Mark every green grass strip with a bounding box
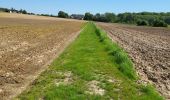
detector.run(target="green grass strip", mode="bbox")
[17,22,163,100]
[94,23,137,80]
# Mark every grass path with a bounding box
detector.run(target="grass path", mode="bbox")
[17,22,163,100]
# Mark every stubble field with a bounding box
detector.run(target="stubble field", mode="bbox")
[0,13,84,100]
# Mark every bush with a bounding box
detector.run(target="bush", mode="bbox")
[152,20,168,27]
[137,20,148,26]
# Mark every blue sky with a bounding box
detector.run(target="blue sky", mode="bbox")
[0,0,170,15]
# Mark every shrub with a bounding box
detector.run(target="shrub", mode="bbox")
[137,20,148,26]
[152,20,168,27]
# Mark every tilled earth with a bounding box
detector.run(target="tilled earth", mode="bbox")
[0,14,83,100]
[98,23,170,99]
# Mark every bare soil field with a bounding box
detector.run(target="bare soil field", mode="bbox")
[0,13,84,100]
[0,12,84,22]
[97,23,170,99]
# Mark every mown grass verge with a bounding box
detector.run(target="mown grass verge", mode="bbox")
[17,22,163,100]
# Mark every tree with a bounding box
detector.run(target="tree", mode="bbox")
[93,13,101,21]
[11,8,15,12]
[84,12,93,20]
[105,13,116,22]
[117,13,136,23]
[93,13,108,22]
[19,9,27,14]
[163,16,170,24]
[58,11,69,18]
[22,10,27,14]
[0,8,10,12]
[152,20,168,27]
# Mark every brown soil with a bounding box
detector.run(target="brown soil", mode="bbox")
[97,23,170,99]
[0,13,84,100]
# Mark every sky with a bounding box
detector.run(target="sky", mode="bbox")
[0,0,170,15]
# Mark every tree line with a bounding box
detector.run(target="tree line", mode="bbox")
[58,11,170,27]
[83,12,170,27]
[0,7,35,15]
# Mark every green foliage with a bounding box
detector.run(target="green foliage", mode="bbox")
[152,19,168,27]
[139,85,164,100]
[93,13,108,22]
[163,16,170,24]
[105,42,136,79]
[137,20,148,26]
[84,12,93,20]
[93,24,137,79]
[117,12,169,27]
[105,13,116,22]
[0,7,33,15]
[58,11,69,18]
[93,13,116,22]
[0,7,10,12]
[95,27,105,42]
[1,7,170,28]
[84,12,170,27]
[19,9,27,14]
[117,13,137,24]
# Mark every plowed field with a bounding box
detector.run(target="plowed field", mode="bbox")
[98,23,170,99]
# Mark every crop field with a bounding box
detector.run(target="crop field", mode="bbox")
[0,13,84,100]
[97,23,170,99]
